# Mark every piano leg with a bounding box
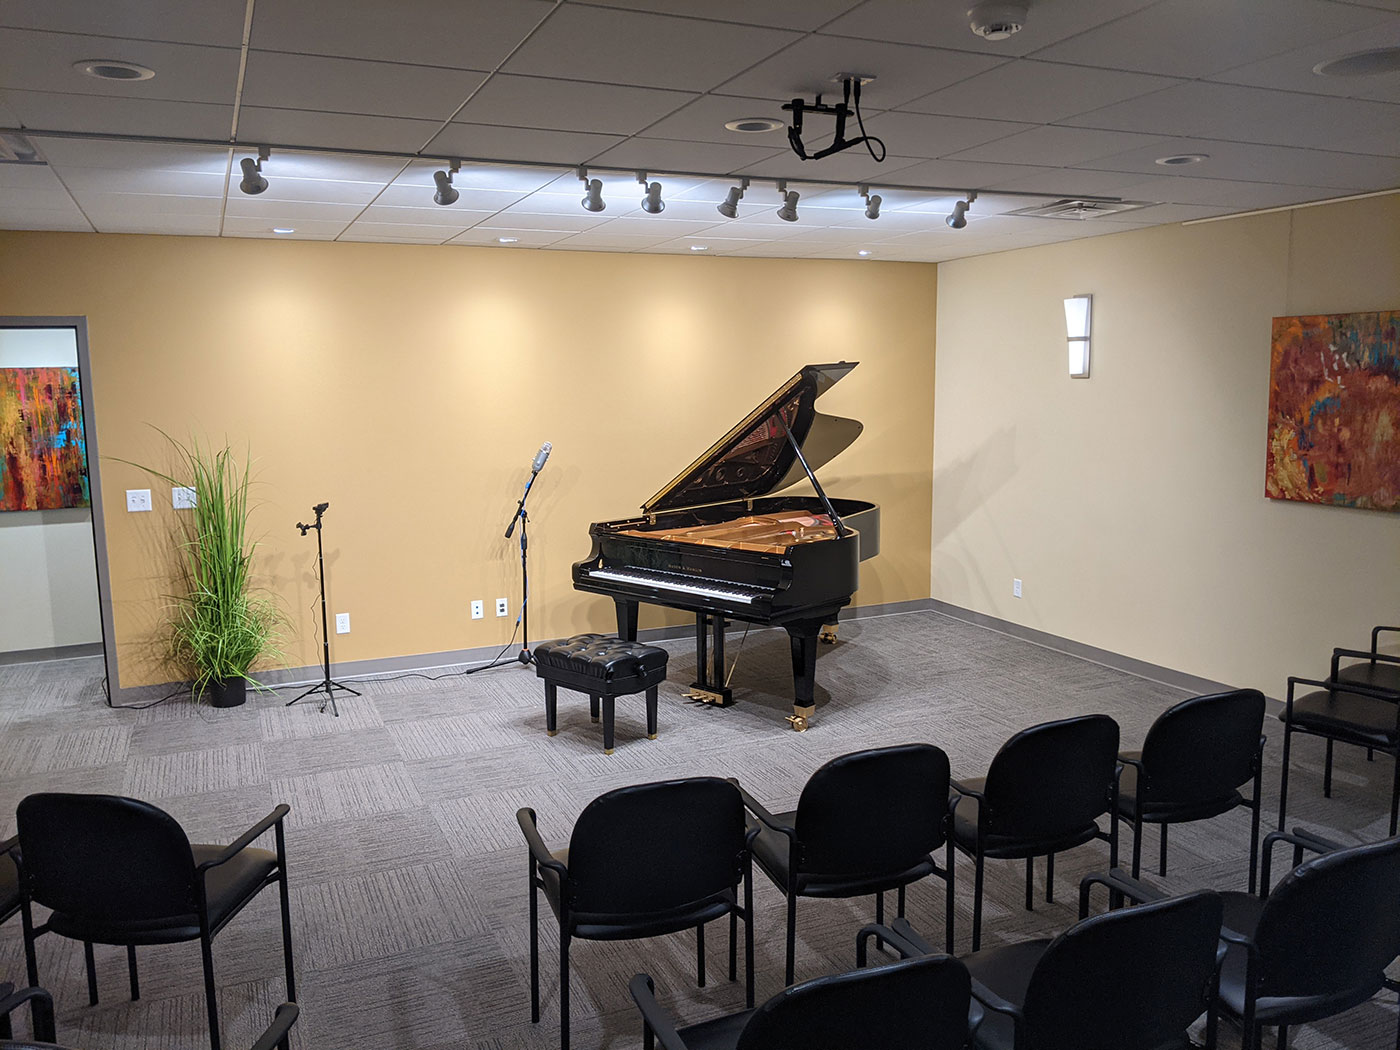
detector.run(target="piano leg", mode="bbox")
[688,613,734,707]
[785,621,821,731]
[615,599,639,641]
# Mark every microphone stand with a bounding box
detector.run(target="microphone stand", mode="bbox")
[504,467,541,665]
[287,503,360,716]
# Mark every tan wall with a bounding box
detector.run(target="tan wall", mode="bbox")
[0,232,936,687]
[932,194,1400,695]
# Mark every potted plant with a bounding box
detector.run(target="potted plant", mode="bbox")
[122,435,282,706]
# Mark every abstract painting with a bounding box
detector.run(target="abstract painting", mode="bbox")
[1266,310,1400,512]
[0,366,90,511]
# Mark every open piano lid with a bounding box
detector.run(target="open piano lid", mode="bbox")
[642,362,863,515]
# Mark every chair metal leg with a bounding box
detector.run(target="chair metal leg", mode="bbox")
[528,863,540,1023]
[1024,857,1034,910]
[127,944,139,1000]
[695,922,705,987]
[1323,739,1334,797]
[744,867,755,1007]
[1131,813,1144,879]
[945,836,956,953]
[84,940,98,1006]
[20,898,40,989]
[1390,754,1400,837]
[199,933,221,1050]
[1278,724,1294,832]
[1277,1024,1288,1049]
[559,928,571,1050]
[277,863,297,1002]
[1249,767,1263,895]
[972,852,985,952]
[784,892,797,986]
[874,891,885,951]
[1159,823,1169,877]
[897,883,906,918]
[728,905,737,982]
[1045,852,1054,904]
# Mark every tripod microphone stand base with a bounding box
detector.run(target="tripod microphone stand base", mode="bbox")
[286,678,360,717]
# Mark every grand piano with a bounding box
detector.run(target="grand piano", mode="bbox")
[572,362,880,730]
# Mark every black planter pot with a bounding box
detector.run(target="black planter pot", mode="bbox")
[206,676,247,708]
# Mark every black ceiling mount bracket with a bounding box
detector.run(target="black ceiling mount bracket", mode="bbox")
[782,76,886,163]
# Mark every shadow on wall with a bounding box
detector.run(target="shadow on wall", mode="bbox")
[931,424,1019,606]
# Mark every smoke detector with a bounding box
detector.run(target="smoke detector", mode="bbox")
[968,3,1028,41]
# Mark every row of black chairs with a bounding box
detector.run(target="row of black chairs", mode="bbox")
[519,688,1272,1049]
[627,828,1400,1050]
[0,795,297,1050]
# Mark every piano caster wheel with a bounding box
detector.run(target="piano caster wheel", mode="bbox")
[819,625,838,645]
[786,714,810,732]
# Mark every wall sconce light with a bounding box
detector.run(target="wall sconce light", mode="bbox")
[1064,293,1092,378]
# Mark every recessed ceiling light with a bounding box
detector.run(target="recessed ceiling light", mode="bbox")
[1313,47,1400,77]
[724,117,784,134]
[857,250,873,257]
[271,227,295,234]
[1155,154,1209,166]
[690,245,709,251]
[497,236,519,244]
[74,59,155,82]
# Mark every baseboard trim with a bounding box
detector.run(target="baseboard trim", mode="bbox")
[0,642,104,666]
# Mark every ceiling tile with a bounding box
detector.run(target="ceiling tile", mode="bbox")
[70,190,223,217]
[444,227,572,247]
[457,75,697,135]
[0,164,66,192]
[548,229,676,249]
[355,204,494,228]
[855,112,1038,159]
[1104,175,1355,208]
[1,90,232,139]
[32,137,230,172]
[1033,0,1390,78]
[988,167,1169,198]
[716,36,1007,107]
[236,108,444,155]
[900,60,1182,124]
[576,0,863,32]
[503,6,800,91]
[1078,138,1400,189]
[635,94,791,145]
[90,214,220,235]
[224,173,391,206]
[336,228,450,243]
[0,31,239,105]
[0,1,243,46]
[472,211,608,233]
[0,206,92,231]
[1210,20,1400,104]
[948,125,1166,167]
[732,148,927,184]
[59,168,227,196]
[224,215,353,239]
[871,157,1065,191]
[249,0,556,70]
[586,137,789,174]
[0,96,19,124]
[392,160,562,194]
[374,183,529,212]
[242,52,487,121]
[823,0,1160,56]
[585,214,720,237]
[232,151,405,183]
[1063,81,1400,151]
[224,198,365,222]
[426,123,625,165]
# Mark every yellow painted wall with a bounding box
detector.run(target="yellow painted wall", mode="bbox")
[932,194,1400,695]
[0,232,936,688]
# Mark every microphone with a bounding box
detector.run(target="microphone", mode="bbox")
[531,442,552,474]
[313,502,329,514]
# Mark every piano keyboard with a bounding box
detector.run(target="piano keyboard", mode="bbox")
[586,567,770,605]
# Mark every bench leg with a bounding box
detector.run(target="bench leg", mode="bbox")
[590,694,600,723]
[646,685,658,739]
[544,682,558,737]
[602,694,615,754]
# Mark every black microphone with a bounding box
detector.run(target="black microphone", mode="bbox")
[531,442,552,474]
[313,502,329,514]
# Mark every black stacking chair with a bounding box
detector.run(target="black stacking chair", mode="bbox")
[1277,673,1400,835]
[884,879,1224,1050]
[1,837,18,931]
[1117,689,1267,892]
[631,921,972,1050]
[14,793,296,1050]
[1334,626,1400,694]
[518,777,756,1050]
[950,714,1120,950]
[737,743,955,985]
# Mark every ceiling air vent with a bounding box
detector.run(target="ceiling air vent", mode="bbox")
[0,133,44,165]
[1009,199,1152,220]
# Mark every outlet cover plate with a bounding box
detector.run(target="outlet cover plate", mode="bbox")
[172,486,197,509]
[471,600,484,620]
[495,597,508,617]
[335,612,350,634]
[126,489,152,512]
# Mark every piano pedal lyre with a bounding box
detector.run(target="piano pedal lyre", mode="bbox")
[786,704,815,732]
[818,623,839,645]
[686,685,734,707]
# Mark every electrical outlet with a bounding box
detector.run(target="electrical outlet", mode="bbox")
[172,486,197,509]
[471,600,484,620]
[495,597,508,617]
[335,612,350,634]
[126,489,152,512]
[1013,578,1023,598]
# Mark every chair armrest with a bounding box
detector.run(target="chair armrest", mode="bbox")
[1116,752,1145,771]
[0,985,56,1043]
[249,1002,299,1050]
[1286,675,1399,709]
[1373,626,1400,651]
[1259,827,1340,896]
[1284,826,1343,854]
[1334,647,1400,667]
[731,781,797,840]
[197,805,290,873]
[516,809,567,876]
[889,916,938,955]
[969,974,1025,1043]
[629,973,691,1050]
[856,922,931,965]
[1,834,16,856]
[1078,867,1167,917]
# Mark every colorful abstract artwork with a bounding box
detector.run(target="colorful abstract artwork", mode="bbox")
[1266,310,1400,512]
[0,367,90,511]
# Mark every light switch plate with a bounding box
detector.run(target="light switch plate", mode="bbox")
[172,486,197,509]
[126,489,152,512]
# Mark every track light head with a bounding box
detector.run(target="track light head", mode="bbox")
[238,148,269,195]
[580,172,606,213]
[776,182,800,222]
[641,179,665,214]
[859,185,882,220]
[947,192,977,229]
[432,164,459,207]
[717,178,749,219]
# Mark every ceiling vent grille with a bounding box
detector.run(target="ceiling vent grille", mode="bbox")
[0,133,44,165]
[1009,198,1152,220]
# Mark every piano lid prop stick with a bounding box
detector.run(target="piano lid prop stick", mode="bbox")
[778,418,849,539]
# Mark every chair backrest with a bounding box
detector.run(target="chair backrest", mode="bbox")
[566,777,747,916]
[1138,689,1265,807]
[793,743,951,875]
[736,953,971,1050]
[16,793,198,922]
[1022,890,1223,1050]
[981,715,1119,840]
[1254,834,1400,1000]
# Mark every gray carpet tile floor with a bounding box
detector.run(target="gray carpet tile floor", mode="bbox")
[1,609,1398,1048]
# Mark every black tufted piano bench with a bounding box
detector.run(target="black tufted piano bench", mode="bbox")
[532,634,669,754]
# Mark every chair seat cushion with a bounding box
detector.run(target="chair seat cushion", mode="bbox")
[1115,760,1244,823]
[963,939,1048,1050]
[533,634,669,681]
[0,849,18,920]
[1337,661,1400,695]
[950,785,1103,859]
[749,813,936,897]
[45,845,277,945]
[1217,890,1383,1026]
[1282,689,1399,750]
[676,1008,755,1049]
